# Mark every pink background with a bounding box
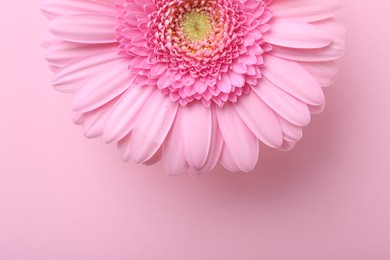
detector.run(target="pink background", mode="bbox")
[1,0,390,259]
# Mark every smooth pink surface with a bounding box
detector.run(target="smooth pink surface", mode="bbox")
[0,0,389,259]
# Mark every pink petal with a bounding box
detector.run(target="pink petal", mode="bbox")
[43,34,116,68]
[300,61,340,87]
[278,116,303,143]
[188,109,223,175]
[50,14,118,44]
[82,98,118,139]
[270,19,345,62]
[162,118,188,176]
[52,50,119,93]
[217,73,232,93]
[264,20,332,49]
[253,78,311,126]
[279,140,296,152]
[219,145,241,173]
[129,91,179,163]
[216,103,259,172]
[228,70,245,87]
[263,55,325,106]
[234,91,284,148]
[271,0,341,22]
[41,0,118,20]
[117,134,132,162]
[180,102,212,170]
[103,85,154,143]
[72,59,136,113]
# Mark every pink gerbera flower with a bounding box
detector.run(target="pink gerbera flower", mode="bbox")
[41,0,345,175]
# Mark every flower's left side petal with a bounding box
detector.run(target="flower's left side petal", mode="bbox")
[72,58,136,113]
[129,91,179,164]
[41,0,118,20]
[82,98,118,138]
[42,33,117,69]
[103,85,155,144]
[51,50,120,94]
[50,14,118,44]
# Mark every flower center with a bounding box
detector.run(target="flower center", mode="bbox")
[181,11,211,41]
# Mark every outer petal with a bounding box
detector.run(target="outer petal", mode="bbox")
[50,14,118,44]
[82,98,118,138]
[219,145,241,173]
[162,117,188,176]
[52,50,120,93]
[264,20,332,49]
[129,91,179,163]
[42,33,116,69]
[300,61,340,87]
[180,103,212,170]
[103,85,154,143]
[270,19,346,62]
[117,134,132,162]
[72,59,136,113]
[234,91,283,148]
[187,108,223,175]
[278,116,303,143]
[252,77,311,126]
[263,55,325,106]
[41,0,118,20]
[271,0,341,22]
[216,103,259,172]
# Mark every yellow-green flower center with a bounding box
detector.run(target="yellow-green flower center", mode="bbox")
[182,11,211,41]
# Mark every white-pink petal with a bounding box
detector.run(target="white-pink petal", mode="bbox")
[43,34,116,68]
[50,14,118,44]
[82,99,118,139]
[252,78,311,126]
[234,91,284,148]
[271,0,341,22]
[180,103,212,170]
[264,20,332,49]
[300,61,340,87]
[189,109,223,175]
[219,145,241,173]
[162,118,188,176]
[72,59,135,113]
[41,0,118,20]
[129,91,179,164]
[217,103,259,172]
[103,85,154,144]
[263,55,325,106]
[52,50,120,93]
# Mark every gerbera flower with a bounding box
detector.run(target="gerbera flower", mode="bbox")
[41,0,345,175]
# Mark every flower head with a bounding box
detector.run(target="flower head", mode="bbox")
[41,0,345,175]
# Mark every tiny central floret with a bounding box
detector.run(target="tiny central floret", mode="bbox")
[182,11,211,41]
